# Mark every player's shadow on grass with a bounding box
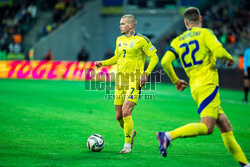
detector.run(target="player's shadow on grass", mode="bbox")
[84,150,140,160]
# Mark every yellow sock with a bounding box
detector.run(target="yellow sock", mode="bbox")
[117,119,124,128]
[169,123,208,140]
[222,131,248,165]
[123,116,133,144]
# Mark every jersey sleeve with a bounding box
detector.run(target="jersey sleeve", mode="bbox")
[203,29,232,60]
[145,53,159,76]
[161,50,179,84]
[212,47,232,60]
[141,37,157,56]
[102,50,118,66]
[204,29,222,52]
[141,37,158,75]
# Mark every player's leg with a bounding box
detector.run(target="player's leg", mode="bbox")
[157,116,211,157]
[157,86,218,157]
[162,87,221,140]
[200,117,216,134]
[120,100,135,153]
[216,113,249,166]
[120,83,140,153]
[157,119,210,157]
[115,105,124,128]
[170,86,220,139]
[165,117,212,141]
[114,88,125,128]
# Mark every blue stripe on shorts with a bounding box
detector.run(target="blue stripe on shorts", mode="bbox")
[197,86,219,114]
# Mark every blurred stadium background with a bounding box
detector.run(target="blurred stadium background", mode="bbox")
[0,0,249,166]
[0,0,249,88]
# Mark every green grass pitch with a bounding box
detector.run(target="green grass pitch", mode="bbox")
[0,79,249,166]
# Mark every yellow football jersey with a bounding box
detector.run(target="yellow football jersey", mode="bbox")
[102,33,157,84]
[169,27,223,91]
[115,33,157,73]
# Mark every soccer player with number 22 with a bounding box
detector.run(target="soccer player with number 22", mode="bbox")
[157,7,249,167]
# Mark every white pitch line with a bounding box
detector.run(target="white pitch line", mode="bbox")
[153,90,250,106]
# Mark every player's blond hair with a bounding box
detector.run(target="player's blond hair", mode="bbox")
[184,7,201,24]
[122,14,137,26]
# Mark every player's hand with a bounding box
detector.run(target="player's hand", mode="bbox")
[226,58,234,67]
[222,59,234,67]
[95,61,102,68]
[175,79,188,92]
[139,74,148,87]
[244,70,248,76]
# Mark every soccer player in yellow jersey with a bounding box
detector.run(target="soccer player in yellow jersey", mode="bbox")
[95,14,159,153]
[157,7,249,166]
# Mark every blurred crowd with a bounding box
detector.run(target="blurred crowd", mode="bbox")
[157,2,250,64]
[0,1,37,55]
[202,2,249,53]
[0,0,87,60]
[1,0,249,65]
[40,0,87,38]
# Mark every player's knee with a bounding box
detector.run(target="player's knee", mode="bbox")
[122,105,133,117]
[122,107,132,117]
[207,127,214,135]
[221,122,232,133]
[122,112,131,117]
